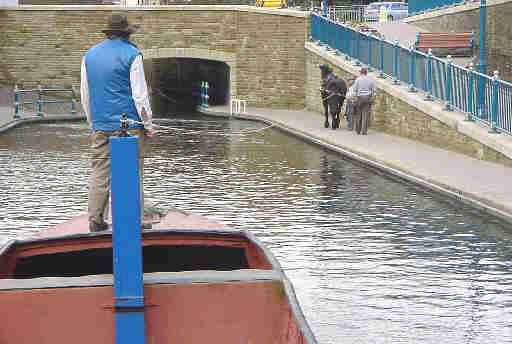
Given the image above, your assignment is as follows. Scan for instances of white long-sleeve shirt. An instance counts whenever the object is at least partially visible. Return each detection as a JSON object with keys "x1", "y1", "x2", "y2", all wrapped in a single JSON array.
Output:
[{"x1": 80, "y1": 54, "x2": 153, "y2": 130}]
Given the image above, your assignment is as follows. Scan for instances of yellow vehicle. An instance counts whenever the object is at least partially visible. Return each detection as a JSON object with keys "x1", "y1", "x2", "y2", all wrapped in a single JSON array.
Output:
[{"x1": 254, "y1": 0, "x2": 287, "y2": 8}]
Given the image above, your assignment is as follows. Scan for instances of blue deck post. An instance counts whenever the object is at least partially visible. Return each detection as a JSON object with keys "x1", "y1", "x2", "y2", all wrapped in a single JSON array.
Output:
[
  {"x1": 488, "y1": 70, "x2": 500, "y2": 134},
  {"x1": 13, "y1": 85, "x2": 20, "y2": 120},
  {"x1": 37, "y1": 85, "x2": 43, "y2": 117},
  {"x1": 392, "y1": 40, "x2": 399, "y2": 84},
  {"x1": 109, "y1": 124, "x2": 146, "y2": 344},
  {"x1": 443, "y1": 55, "x2": 453, "y2": 111},
  {"x1": 424, "y1": 49, "x2": 433, "y2": 101},
  {"x1": 465, "y1": 63, "x2": 475, "y2": 121}
]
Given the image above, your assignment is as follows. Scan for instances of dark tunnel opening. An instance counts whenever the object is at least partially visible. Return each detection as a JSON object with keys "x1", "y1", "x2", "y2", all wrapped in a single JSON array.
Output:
[{"x1": 145, "y1": 58, "x2": 230, "y2": 117}]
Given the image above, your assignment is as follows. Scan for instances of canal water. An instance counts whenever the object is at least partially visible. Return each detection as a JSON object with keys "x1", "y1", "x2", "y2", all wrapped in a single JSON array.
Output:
[{"x1": 1, "y1": 114, "x2": 511, "y2": 343}]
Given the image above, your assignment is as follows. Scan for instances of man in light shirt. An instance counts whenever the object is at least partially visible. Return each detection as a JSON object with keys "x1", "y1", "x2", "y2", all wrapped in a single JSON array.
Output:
[
  {"x1": 81, "y1": 13, "x2": 154, "y2": 232},
  {"x1": 354, "y1": 67, "x2": 376, "y2": 135}
]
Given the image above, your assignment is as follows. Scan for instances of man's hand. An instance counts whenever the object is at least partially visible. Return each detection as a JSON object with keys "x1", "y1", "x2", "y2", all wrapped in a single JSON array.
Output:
[{"x1": 145, "y1": 128, "x2": 155, "y2": 138}]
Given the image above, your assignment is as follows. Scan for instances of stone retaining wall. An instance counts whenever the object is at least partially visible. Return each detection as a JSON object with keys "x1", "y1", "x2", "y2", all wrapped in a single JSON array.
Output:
[{"x1": 306, "y1": 43, "x2": 512, "y2": 168}]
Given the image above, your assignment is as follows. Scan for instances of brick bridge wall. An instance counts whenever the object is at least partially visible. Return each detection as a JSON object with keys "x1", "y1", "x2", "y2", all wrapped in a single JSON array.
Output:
[
  {"x1": 405, "y1": 1, "x2": 512, "y2": 82},
  {"x1": 0, "y1": 6, "x2": 308, "y2": 109}
]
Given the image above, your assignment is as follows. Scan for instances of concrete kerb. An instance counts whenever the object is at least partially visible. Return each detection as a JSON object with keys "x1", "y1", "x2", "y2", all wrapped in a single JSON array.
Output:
[
  {"x1": 199, "y1": 106, "x2": 512, "y2": 225},
  {"x1": 0, "y1": 114, "x2": 86, "y2": 134},
  {"x1": 305, "y1": 41, "x2": 512, "y2": 162}
]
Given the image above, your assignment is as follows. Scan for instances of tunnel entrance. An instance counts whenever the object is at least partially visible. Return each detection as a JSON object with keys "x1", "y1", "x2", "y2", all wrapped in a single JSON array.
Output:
[{"x1": 146, "y1": 58, "x2": 230, "y2": 117}]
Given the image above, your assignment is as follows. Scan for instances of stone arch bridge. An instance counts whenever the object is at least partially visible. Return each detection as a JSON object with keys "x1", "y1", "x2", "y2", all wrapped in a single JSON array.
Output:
[{"x1": 0, "y1": 6, "x2": 309, "y2": 112}]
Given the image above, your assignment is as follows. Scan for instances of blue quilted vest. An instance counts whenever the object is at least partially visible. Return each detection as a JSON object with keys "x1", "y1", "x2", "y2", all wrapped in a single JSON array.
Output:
[{"x1": 85, "y1": 38, "x2": 143, "y2": 131}]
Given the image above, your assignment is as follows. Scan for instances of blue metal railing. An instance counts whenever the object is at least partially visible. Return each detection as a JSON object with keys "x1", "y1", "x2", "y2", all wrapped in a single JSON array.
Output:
[
  {"x1": 310, "y1": 12, "x2": 512, "y2": 136},
  {"x1": 13, "y1": 85, "x2": 77, "y2": 120},
  {"x1": 408, "y1": 0, "x2": 477, "y2": 15}
]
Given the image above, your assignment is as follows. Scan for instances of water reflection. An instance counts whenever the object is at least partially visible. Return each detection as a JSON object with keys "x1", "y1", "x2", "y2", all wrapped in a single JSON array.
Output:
[{"x1": 1, "y1": 114, "x2": 512, "y2": 343}]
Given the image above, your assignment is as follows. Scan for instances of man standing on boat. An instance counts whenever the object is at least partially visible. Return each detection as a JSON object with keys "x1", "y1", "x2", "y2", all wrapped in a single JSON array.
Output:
[{"x1": 80, "y1": 12, "x2": 154, "y2": 232}]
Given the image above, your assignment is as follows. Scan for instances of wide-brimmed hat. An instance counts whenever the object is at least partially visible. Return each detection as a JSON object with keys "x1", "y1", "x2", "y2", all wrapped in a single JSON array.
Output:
[{"x1": 102, "y1": 13, "x2": 139, "y2": 34}]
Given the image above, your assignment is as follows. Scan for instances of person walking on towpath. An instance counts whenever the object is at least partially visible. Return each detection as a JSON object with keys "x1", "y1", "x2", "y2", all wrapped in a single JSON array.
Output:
[
  {"x1": 81, "y1": 12, "x2": 155, "y2": 232},
  {"x1": 343, "y1": 77, "x2": 357, "y2": 131},
  {"x1": 354, "y1": 67, "x2": 376, "y2": 135}
]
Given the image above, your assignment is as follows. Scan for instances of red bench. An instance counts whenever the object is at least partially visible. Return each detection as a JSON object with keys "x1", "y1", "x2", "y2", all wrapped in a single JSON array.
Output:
[{"x1": 414, "y1": 32, "x2": 474, "y2": 56}]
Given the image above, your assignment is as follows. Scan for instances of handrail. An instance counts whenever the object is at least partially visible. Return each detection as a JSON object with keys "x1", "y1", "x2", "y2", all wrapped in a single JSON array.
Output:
[
  {"x1": 408, "y1": 0, "x2": 478, "y2": 16},
  {"x1": 310, "y1": 12, "x2": 511, "y2": 136},
  {"x1": 13, "y1": 85, "x2": 77, "y2": 120}
]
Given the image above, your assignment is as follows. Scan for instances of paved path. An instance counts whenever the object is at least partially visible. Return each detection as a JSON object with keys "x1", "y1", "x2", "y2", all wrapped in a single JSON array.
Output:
[
  {"x1": 367, "y1": 21, "x2": 428, "y2": 48},
  {"x1": 0, "y1": 105, "x2": 13, "y2": 128},
  {"x1": 0, "y1": 105, "x2": 85, "y2": 133},
  {"x1": 201, "y1": 105, "x2": 512, "y2": 223},
  {"x1": 367, "y1": 21, "x2": 473, "y2": 67}
]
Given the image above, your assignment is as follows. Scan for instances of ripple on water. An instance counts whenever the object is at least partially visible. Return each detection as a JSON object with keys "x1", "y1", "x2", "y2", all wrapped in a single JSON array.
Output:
[{"x1": 1, "y1": 116, "x2": 512, "y2": 344}]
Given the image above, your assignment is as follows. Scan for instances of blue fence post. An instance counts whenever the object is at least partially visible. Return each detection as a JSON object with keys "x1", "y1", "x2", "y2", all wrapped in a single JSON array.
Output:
[
  {"x1": 314, "y1": 14, "x2": 321, "y2": 45},
  {"x1": 335, "y1": 20, "x2": 341, "y2": 55},
  {"x1": 393, "y1": 40, "x2": 399, "y2": 84},
  {"x1": 325, "y1": 19, "x2": 332, "y2": 51},
  {"x1": 355, "y1": 29, "x2": 361, "y2": 66},
  {"x1": 408, "y1": 47, "x2": 417, "y2": 92},
  {"x1": 345, "y1": 27, "x2": 351, "y2": 61},
  {"x1": 465, "y1": 63, "x2": 475, "y2": 122},
  {"x1": 488, "y1": 70, "x2": 500, "y2": 134},
  {"x1": 37, "y1": 85, "x2": 43, "y2": 117},
  {"x1": 310, "y1": 14, "x2": 315, "y2": 42},
  {"x1": 368, "y1": 34, "x2": 373, "y2": 71},
  {"x1": 71, "y1": 87, "x2": 77, "y2": 116},
  {"x1": 204, "y1": 81, "x2": 209, "y2": 108},
  {"x1": 443, "y1": 55, "x2": 453, "y2": 111},
  {"x1": 379, "y1": 38, "x2": 385, "y2": 78},
  {"x1": 13, "y1": 85, "x2": 20, "y2": 120},
  {"x1": 110, "y1": 131, "x2": 146, "y2": 344},
  {"x1": 322, "y1": 16, "x2": 328, "y2": 46},
  {"x1": 424, "y1": 49, "x2": 433, "y2": 101}
]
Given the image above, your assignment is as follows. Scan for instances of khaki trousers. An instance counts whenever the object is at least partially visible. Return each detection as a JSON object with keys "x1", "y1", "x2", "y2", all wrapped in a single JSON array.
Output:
[
  {"x1": 88, "y1": 128, "x2": 146, "y2": 225},
  {"x1": 356, "y1": 95, "x2": 372, "y2": 135}
]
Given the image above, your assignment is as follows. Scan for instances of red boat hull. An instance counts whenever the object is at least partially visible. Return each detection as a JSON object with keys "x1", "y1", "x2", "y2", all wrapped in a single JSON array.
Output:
[{"x1": 0, "y1": 211, "x2": 316, "y2": 344}]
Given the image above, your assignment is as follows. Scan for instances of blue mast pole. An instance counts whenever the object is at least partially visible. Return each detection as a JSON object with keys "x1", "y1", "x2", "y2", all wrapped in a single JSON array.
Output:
[{"x1": 110, "y1": 115, "x2": 146, "y2": 344}]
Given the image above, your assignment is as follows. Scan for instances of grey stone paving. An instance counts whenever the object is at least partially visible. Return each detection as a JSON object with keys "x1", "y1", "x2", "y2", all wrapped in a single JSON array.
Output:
[
  {"x1": 0, "y1": 105, "x2": 14, "y2": 128},
  {"x1": 202, "y1": 105, "x2": 512, "y2": 223},
  {"x1": 366, "y1": 21, "x2": 473, "y2": 67},
  {"x1": 367, "y1": 21, "x2": 428, "y2": 48}
]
